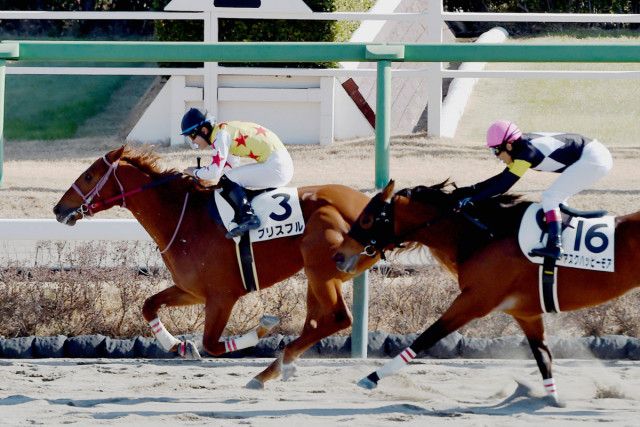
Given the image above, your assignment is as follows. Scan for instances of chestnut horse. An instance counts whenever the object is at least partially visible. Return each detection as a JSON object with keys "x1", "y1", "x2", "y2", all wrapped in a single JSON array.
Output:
[
  {"x1": 334, "y1": 180, "x2": 640, "y2": 406},
  {"x1": 53, "y1": 146, "x2": 378, "y2": 389}
]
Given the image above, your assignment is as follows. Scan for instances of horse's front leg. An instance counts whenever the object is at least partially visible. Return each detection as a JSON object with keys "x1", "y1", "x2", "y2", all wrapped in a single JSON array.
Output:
[
  {"x1": 247, "y1": 276, "x2": 352, "y2": 389},
  {"x1": 515, "y1": 315, "x2": 563, "y2": 407},
  {"x1": 357, "y1": 288, "x2": 496, "y2": 390},
  {"x1": 142, "y1": 285, "x2": 203, "y2": 355}
]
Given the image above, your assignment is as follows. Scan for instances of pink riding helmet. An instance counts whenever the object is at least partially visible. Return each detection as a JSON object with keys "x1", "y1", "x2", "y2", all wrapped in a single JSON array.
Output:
[{"x1": 486, "y1": 120, "x2": 522, "y2": 148}]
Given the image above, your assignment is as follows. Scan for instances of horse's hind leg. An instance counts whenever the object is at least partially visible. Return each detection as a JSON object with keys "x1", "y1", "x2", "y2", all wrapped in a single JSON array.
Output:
[
  {"x1": 248, "y1": 277, "x2": 352, "y2": 389},
  {"x1": 142, "y1": 285, "x2": 202, "y2": 353},
  {"x1": 200, "y1": 296, "x2": 278, "y2": 358},
  {"x1": 514, "y1": 315, "x2": 562, "y2": 406}
]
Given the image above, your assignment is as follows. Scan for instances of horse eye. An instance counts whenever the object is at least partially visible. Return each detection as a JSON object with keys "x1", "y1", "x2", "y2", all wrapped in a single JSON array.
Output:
[
  {"x1": 84, "y1": 173, "x2": 92, "y2": 182},
  {"x1": 360, "y1": 214, "x2": 374, "y2": 229}
]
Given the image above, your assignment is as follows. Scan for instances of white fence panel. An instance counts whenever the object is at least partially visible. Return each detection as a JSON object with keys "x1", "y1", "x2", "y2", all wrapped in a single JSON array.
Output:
[{"x1": 0, "y1": 219, "x2": 150, "y2": 241}]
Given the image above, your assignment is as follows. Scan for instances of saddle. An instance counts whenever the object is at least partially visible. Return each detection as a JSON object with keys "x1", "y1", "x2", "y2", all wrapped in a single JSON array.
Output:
[
  {"x1": 520, "y1": 202, "x2": 614, "y2": 272},
  {"x1": 207, "y1": 187, "x2": 306, "y2": 294},
  {"x1": 522, "y1": 203, "x2": 613, "y2": 314},
  {"x1": 207, "y1": 187, "x2": 272, "y2": 223},
  {"x1": 534, "y1": 203, "x2": 607, "y2": 234}
]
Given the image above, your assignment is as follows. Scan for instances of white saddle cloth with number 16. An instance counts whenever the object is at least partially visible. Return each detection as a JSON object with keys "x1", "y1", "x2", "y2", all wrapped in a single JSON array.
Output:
[{"x1": 518, "y1": 203, "x2": 615, "y2": 272}]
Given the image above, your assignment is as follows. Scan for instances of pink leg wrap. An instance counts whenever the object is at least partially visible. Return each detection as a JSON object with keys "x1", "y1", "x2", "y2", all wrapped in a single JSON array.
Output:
[{"x1": 545, "y1": 209, "x2": 561, "y2": 223}]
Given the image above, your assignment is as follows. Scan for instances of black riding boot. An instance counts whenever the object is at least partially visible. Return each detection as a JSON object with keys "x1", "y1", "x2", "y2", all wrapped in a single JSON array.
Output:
[
  {"x1": 219, "y1": 177, "x2": 261, "y2": 238},
  {"x1": 530, "y1": 220, "x2": 563, "y2": 260}
]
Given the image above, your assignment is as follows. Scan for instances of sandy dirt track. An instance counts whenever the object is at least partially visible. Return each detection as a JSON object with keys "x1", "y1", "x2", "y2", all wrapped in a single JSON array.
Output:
[{"x1": 0, "y1": 357, "x2": 638, "y2": 426}]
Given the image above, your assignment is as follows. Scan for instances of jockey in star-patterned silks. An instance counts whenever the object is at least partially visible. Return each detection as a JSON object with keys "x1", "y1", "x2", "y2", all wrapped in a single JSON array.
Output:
[
  {"x1": 453, "y1": 120, "x2": 613, "y2": 260},
  {"x1": 181, "y1": 108, "x2": 294, "y2": 238}
]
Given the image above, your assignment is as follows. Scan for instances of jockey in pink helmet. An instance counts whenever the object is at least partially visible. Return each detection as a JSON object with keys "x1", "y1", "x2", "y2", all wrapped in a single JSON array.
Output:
[
  {"x1": 453, "y1": 120, "x2": 612, "y2": 260},
  {"x1": 486, "y1": 120, "x2": 522, "y2": 149}
]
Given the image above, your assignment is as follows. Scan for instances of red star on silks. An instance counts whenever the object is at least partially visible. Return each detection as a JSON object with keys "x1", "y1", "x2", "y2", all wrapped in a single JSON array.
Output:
[
  {"x1": 248, "y1": 151, "x2": 260, "y2": 161},
  {"x1": 212, "y1": 152, "x2": 222, "y2": 167},
  {"x1": 224, "y1": 161, "x2": 233, "y2": 169},
  {"x1": 234, "y1": 133, "x2": 248, "y2": 147},
  {"x1": 254, "y1": 126, "x2": 267, "y2": 136}
]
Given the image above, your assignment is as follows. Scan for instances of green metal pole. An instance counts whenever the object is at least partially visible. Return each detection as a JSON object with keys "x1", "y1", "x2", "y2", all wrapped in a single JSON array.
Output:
[
  {"x1": 351, "y1": 270, "x2": 369, "y2": 358},
  {"x1": 351, "y1": 59, "x2": 392, "y2": 358},
  {"x1": 375, "y1": 60, "x2": 391, "y2": 189},
  {"x1": 0, "y1": 60, "x2": 5, "y2": 186}
]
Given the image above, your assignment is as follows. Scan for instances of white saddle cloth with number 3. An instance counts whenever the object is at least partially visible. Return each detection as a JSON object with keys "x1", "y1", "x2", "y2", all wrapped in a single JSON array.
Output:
[
  {"x1": 518, "y1": 203, "x2": 615, "y2": 272},
  {"x1": 214, "y1": 187, "x2": 305, "y2": 242}
]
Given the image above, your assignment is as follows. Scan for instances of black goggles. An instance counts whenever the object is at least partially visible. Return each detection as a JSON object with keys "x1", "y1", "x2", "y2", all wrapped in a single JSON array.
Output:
[
  {"x1": 187, "y1": 129, "x2": 199, "y2": 140},
  {"x1": 491, "y1": 144, "x2": 507, "y2": 155}
]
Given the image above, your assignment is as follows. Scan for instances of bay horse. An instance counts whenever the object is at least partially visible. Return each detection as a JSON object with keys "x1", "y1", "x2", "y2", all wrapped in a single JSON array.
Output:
[
  {"x1": 53, "y1": 145, "x2": 378, "y2": 389},
  {"x1": 334, "y1": 180, "x2": 640, "y2": 406}
]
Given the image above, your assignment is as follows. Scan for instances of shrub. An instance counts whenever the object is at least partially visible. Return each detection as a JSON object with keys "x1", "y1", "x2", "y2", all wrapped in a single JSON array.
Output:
[{"x1": 2, "y1": 241, "x2": 639, "y2": 340}]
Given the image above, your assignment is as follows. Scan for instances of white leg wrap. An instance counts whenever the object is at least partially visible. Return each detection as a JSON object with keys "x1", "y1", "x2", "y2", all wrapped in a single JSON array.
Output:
[
  {"x1": 281, "y1": 362, "x2": 297, "y2": 381},
  {"x1": 224, "y1": 329, "x2": 259, "y2": 353},
  {"x1": 543, "y1": 377, "x2": 559, "y2": 399},
  {"x1": 149, "y1": 318, "x2": 180, "y2": 351},
  {"x1": 376, "y1": 347, "x2": 416, "y2": 380}
]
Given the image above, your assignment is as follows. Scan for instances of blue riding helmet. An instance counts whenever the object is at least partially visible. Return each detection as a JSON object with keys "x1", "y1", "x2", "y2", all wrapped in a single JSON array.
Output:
[{"x1": 180, "y1": 108, "x2": 213, "y2": 136}]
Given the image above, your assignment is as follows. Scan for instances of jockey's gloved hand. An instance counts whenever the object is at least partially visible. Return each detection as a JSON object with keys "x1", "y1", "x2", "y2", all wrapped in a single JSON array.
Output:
[
  {"x1": 455, "y1": 197, "x2": 473, "y2": 211},
  {"x1": 451, "y1": 185, "x2": 476, "y2": 199}
]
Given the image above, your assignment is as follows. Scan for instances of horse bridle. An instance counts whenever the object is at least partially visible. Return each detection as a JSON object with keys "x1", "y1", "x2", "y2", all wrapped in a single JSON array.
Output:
[
  {"x1": 72, "y1": 155, "x2": 126, "y2": 218},
  {"x1": 347, "y1": 196, "x2": 406, "y2": 260},
  {"x1": 69, "y1": 153, "x2": 187, "y2": 254},
  {"x1": 349, "y1": 193, "x2": 492, "y2": 259}
]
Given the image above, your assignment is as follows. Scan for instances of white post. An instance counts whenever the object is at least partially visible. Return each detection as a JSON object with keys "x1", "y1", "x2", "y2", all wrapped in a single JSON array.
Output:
[
  {"x1": 319, "y1": 76, "x2": 335, "y2": 145},
  {"x1": 425, "y1": 0, "x2": 443, "y2": 137},
  {"x1": 171, "y1": 75, "x2": 187, "y2": 145},
  {"x1": 440, "y1": 27, "x2": 508, "y2": 137},
  {"x1": 203, "y1": 11, "x2": 219, "y2": 118}
]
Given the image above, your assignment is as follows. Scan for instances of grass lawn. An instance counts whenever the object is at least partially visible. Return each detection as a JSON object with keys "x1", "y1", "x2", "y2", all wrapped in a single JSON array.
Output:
[
  {"x1": 5, "y1": 69, "x2": 130, "y2": 141},
  {"x1": 455, "y1": 35, "x2": 640, "y2": 148}
]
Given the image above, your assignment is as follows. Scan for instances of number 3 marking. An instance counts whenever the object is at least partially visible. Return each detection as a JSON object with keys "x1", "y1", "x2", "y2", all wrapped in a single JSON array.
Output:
[{"x1": 269, "y1": 193, "x2": 292, "y2": 221}]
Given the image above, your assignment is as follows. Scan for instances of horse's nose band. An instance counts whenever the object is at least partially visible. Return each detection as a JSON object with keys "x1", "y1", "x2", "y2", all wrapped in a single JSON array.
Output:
[{"x1": 72, "y1": 155, "x2": 126, "y2": 217}]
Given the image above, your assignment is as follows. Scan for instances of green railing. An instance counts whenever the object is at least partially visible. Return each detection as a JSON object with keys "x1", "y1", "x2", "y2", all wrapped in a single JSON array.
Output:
[{"x1": 2, "y1": 40, "x2": 640, "y2": 357}]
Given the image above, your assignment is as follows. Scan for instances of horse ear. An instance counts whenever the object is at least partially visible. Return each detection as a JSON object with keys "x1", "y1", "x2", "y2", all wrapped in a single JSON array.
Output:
[
  {"x1": 106, "y1": 145, "x2": 126, "y2": 163},
  {"x1": 382, "y1": 179, "x2": 395, "y2": 202}
]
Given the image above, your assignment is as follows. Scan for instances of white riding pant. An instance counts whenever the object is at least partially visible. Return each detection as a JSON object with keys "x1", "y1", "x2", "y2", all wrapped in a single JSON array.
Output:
[
  {"x1": 541, "y1": 140, "x2": 612, "y2": 212},
  {"x1": 224, "y1": 149, "x2": 294, "y2": 189}
]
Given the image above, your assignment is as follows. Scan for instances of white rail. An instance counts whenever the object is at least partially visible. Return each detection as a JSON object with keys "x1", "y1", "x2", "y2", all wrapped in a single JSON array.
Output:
[
  {"x1": 0, "y1": 219, "x2": 150, "y2": 241},
  {"x1": 442, "y1": 12, "x2": 640, "y2": 23},
  {"x1": 0, "y1": 11, "x2": 202, "y2": 20},
  {"x1": 0, "y1": 10, "x2": 423, "y2": 21}
]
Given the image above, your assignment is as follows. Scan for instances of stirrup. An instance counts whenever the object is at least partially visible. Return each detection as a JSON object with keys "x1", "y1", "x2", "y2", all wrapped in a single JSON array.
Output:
[
  {"x1": 225, "y1": 216, "x2": 261, "y2": 238},
  {"x1": 529, "y1": 246, "x2": 563, "y2": 260}
]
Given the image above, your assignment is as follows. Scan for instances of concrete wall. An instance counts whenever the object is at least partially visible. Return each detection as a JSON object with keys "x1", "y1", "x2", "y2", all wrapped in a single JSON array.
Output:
[{"x1": 3, "y1": 333, "x2": 639, "y2": 359}]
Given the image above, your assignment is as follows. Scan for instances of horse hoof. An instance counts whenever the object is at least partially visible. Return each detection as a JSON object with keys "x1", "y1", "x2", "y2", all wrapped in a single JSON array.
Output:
[
  {"x1": 178, "y1": 340, "x2": 202, "y2": 360},
  {"x1": 246, "y1": 378, "x2": 264, "y2": 390},
  {"x1": 281, "y1": 363, "x2": 297, "y2": 381},
  {"x1": 357, "y1": 377, "x2": 378, "y2": 390},
  {"x1": 544, "y1": 394, "x2": 566, "y2": 408},
  {"x1": 259, "y1": 315, "x2": 280, "y2": 330}
]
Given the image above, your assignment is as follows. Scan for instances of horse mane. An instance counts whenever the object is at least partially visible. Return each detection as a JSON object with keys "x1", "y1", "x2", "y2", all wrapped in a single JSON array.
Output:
[
  {"x1": 120, "y1": 145, "x2": 212, "y2": 194},
  {"x1": 396, "y1": 179, "x2": 532, "y2": 262},
  {"x1": 399, "y1": 179, "x2": 526, "y2": 213},
  {"x1": 121, "y1": 146, "x2": 177, "y2": 178}
]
